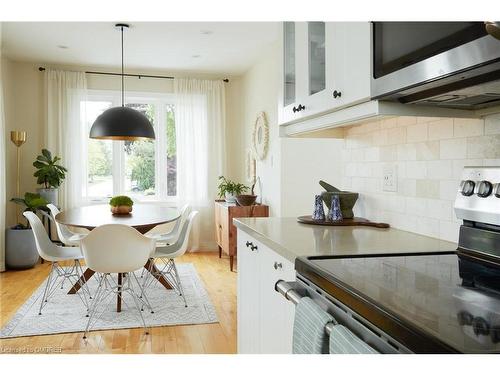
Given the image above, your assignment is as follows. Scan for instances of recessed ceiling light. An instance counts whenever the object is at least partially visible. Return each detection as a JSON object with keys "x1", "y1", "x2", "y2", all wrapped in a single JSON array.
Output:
[
  {"x1": 192, "y1": 54, "x2": 201, "y2": 58},
  {"x1": 200, "y1": 30, "x2": 213, "y2": 35},
  {"x1": 57, "y1": 45, "x2": 69, "y2": 49}
]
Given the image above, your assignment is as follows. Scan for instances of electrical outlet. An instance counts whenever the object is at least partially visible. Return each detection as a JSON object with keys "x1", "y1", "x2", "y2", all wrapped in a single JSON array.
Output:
[{"x1": 383, "y1": 164, "x2": 397, "y2": 192}]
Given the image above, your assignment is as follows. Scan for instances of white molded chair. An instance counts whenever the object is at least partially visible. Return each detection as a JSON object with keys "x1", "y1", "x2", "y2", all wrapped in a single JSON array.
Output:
[
  {"x1": 80, "y1": 224, "x2": 156, "y2": 339},
  {"x1": 46, "y1": 204, "x2": 88, "y2": 246},
  {"x1": 146, "y1": 204, "x2": 191, "y2": 244},
  {"x1": 23, "y1": 211, "x2": 90, "y2": 315},
  {"x1": 144, "y1": 211, "x2": 198, "y2": 307}
]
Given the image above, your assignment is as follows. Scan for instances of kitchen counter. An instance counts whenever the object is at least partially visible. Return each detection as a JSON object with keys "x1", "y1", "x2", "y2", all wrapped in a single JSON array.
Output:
[{"x1": 233, "y1": 217, "x2": 457, "y2": 263}]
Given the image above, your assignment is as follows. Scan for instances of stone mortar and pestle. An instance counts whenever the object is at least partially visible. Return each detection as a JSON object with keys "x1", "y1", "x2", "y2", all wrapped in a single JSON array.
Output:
[{"x1": 319, "y1": 180, "x2": 359, "y2": 219}]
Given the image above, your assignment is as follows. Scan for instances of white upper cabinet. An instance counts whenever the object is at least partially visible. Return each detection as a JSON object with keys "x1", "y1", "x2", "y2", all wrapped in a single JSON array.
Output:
[{"x1": 279, "y1": 22, "x2": 371, "y2": 126}]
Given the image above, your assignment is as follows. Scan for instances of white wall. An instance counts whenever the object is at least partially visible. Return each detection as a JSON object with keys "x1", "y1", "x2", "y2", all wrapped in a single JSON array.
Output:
[{"x1": 340, "y1": 115, "x2": 500, "y2": 243}]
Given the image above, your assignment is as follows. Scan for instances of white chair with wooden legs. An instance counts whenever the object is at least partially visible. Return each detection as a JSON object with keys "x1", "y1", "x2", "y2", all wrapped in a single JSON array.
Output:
[
  {"x1": 46, "y1": 203, "x2": 88, "y2": 246},
  {"x1": 23, "y1": 211, "x2": 90, "y2": 315},
  {"x1": 146, "y1": 204, "x2": 191, "y2": 244},
  {"x1": 80, "y1": 224, "x2": 156, "y2": 339},
  {"x1": 143, "y1": 211, "x2": 198, "y2": 307}
]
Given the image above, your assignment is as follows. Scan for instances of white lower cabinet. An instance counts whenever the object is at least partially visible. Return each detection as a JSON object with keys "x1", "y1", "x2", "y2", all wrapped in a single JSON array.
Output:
[{"x1": 237, "y1": 229, "x2": 296, "y2": 354}]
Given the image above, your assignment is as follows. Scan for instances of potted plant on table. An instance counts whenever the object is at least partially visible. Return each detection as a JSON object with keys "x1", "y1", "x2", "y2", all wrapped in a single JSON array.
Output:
[
  {"x1": 33, "y1": 148, "x2": 67, "y2": 206},
  {"x1": 217, "y1": 176, "x2": 248, "y2": 204},
  {"x1": 109, "y1": 195, "x2": 134, "y2": 215},
  {"x1": 6, "y1": 192, "x2": 49, "y2": 269}
]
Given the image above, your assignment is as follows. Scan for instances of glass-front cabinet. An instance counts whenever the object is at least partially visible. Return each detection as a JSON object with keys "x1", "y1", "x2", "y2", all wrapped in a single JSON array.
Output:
[
  {"x1": 308, "y1": 22, "x2": 326, "y2": 96},
  {"x1": 283, "y1": 22, "x2": 296, "y2": 107},
  {"x1": 278, "y1": 22, "x2": 371, "y2": 127}
]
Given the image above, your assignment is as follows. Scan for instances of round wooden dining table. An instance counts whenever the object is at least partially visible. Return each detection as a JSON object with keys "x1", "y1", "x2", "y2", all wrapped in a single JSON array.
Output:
[{"x1": 55, "y1": 204, "x2": 180, "y2": 312}]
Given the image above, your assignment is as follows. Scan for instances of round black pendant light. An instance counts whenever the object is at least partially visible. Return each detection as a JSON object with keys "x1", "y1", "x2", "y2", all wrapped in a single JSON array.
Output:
[{"x1": 89, "y1": 24, "x2": 155, "y2": 141}]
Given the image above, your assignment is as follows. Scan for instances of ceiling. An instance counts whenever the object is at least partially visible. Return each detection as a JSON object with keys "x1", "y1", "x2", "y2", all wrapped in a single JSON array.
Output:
[{"x1": 1, "y1": 22, "x2": 280, "y2": 75}]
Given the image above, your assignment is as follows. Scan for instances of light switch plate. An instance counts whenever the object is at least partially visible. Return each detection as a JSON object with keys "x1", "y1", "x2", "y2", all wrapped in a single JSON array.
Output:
[{"x1": 383, "y1": 164, "x2": 397, "y2": 192}]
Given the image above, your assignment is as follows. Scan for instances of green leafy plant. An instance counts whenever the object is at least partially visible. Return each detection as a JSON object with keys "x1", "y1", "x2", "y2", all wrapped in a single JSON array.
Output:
[
  {"x1": 10, "y1": 192, "x2": 49, "y2": 229},
  {"x1": 109, "y1": 195, "x2": 134, "y2": 207},
  {"x1": 217, "y1": 176, "x2": 249, "y2": 198},
  {"x1": 33, "y1": 149, "x2": 67, "y2": 189}
]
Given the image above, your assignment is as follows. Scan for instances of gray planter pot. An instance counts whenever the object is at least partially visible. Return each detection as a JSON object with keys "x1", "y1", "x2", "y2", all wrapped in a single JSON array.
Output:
[
  {"x1": 5, "y1": 227, "x2": 39, "y2": 269},
  {"x1": 37, "y1": 188, "x2": 58, "y2": 206},
  {"x1": 224, "y1": 192, "x2": 236, "y2": 203}
]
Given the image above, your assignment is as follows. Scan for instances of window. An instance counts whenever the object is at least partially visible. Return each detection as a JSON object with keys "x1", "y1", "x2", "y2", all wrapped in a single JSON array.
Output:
[{"x1": 81, "y1": 91, "x2": 177, "y2": 202}]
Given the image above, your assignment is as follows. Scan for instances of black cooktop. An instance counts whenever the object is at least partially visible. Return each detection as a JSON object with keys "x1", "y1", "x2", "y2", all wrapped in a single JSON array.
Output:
[{"x1": 296, "y1": 252, "x2": 500, "y2": 353}]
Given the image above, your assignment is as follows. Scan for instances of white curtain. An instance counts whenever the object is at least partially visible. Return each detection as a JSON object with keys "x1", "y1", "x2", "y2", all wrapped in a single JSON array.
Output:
[
  {"x1": 174, "y1": 78, "x2": 226, "y2": 250},
  {"x1": 0, "y1": 23, "x2": 6, "y2": 272},
  {"x1": 45, "y1": 69, "x2": 87, "y2": 209}
]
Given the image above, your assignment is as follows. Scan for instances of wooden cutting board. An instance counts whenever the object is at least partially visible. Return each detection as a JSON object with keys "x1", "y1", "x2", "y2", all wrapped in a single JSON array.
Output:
[{"x1": 297, "y1": 215, "x2": 390, "y2": 228}]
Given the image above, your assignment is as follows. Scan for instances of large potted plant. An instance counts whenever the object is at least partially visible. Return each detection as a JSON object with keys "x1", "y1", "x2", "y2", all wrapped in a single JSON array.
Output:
[
  {"x1": 33, "y1": 148, "x2": 67, "y2": 205},
  {"x1": 217, "y1": 176, "x2": 248, "y2": 204},
  {"x1": 6, "y1": 192, "x2": 49, "y2": 269}
]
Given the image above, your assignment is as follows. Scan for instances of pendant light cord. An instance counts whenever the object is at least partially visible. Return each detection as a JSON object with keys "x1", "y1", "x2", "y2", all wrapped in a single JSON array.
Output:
[{"x1": 121, "y1": 25, "x2": 124, "y2": 107}]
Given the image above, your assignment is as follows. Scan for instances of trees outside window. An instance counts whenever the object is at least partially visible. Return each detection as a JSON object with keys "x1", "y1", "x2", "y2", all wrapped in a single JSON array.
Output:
[{"x1": 82, "y1": 92, "x2": 177, "y2": 202}]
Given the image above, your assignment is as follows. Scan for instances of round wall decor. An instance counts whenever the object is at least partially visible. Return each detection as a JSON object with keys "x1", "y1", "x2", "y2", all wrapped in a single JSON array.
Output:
[
  {"x1": 252, "y1": 111, "x2": 269, "y2": 160},
  {"x1": 245, "y1": 148, "x2": 256, "y2": 183}
]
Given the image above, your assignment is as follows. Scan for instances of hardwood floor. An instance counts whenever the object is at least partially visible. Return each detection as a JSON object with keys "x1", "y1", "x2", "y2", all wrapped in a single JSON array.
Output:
[{"x1": 0, "y1": 252, "x2": 237, "y2": 354}]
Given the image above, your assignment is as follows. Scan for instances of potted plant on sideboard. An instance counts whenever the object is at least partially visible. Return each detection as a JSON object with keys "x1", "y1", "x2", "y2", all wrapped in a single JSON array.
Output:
[
  {"x1": 217, "y1": 176, "x2": 248, "y2": 204},
  {"x1": 6, "y1": 192, "x2": 49, "y2": 269},
  {"x1": 33, "y1": 148, "x2": 67, "y2": 206}
]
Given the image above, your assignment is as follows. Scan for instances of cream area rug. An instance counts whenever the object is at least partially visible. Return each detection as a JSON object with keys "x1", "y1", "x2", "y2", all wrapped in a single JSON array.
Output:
[{"x1": 0, "y1": 263, "x2": 218, "y2": 338}]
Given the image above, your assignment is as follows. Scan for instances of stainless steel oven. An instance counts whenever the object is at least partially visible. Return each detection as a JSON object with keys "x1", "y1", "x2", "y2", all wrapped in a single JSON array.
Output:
[{"x1": 371, "y1": 22, "x2": 500, "y2": 109}]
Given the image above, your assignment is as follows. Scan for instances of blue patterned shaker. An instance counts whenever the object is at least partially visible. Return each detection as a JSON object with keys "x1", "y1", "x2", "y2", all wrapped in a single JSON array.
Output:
[
  {"x1": 312, "y1": 195, "x2": 326, "y2": 221},
  {"x1": 328, "y1": 195, "x2": 343, "y2": 221}
]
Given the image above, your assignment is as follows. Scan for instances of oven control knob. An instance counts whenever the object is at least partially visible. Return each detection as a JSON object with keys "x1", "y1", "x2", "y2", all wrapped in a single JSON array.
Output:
[
  {"x1": 494, "y1": 183, "x2": 500, "y2": 198},
  {"x1": 461, "y1": 180, "x2": 475, "y2": 196},
  {"x1": 477, "y1": 180, "x2": 493, "y2": 198}
]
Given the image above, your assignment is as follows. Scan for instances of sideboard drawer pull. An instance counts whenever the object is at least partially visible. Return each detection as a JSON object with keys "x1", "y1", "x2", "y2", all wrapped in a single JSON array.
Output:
[{"x1": 274, "y1": 262, "x2": 283, "y2": 270}]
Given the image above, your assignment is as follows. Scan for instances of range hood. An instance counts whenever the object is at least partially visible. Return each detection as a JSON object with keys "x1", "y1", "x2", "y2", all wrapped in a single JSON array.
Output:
[{"x1": 371, "y1": 22, "x2": 500, "y2": 110}]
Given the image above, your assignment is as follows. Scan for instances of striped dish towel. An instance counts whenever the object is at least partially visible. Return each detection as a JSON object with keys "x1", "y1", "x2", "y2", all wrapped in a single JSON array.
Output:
[
  {"x1": 292, "y1": 297, "x2": 335, "y2": 354},
  {"x1": 329, "y1": 325, "x2": 379, "y2": 354}
]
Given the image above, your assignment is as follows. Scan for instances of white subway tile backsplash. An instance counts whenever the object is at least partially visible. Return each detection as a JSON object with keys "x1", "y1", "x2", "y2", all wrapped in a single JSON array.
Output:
[
  {"x1": 397, "y1": 116, "x2": 417, "y2": 127},
  {"x1": 397, "y1": 143, "x2": 417, "y2": 161},
  {"x1": 416, "y1": 180, "x2": 440, "y2": 199},
  {"x1": 340, "y1": 113, "x2": 500, "y2": 243},
  {"x1": 453, "y1": 118, "x2": 484, "y2": 138},
  {"x1": 380, "y1": 145, "x2": 398, "y2": 161},
  {"x1": 426, "y1": 160, "x2": 453, "y2": 180},
  {"x1": 428, "y1": 119, "x2": 454, "y2": 140},
  {"x1": 467, "y1": 135, "x2": 500, "y2": 159},
  {"x1": 387, "y1": 127, "x2": 406, "y2": 145},
  {"x1": 406, "y1": 161, "x2": 427, "y2": 179},
  {"x1": 439, "y1": 180, "x2": 459, "y2": 201},
  {"x1": 416, "y1": 141, "x2": 440, "y2": 160},
  {"x1": 485, "y1": 113, "x2": 500, "y2": 135},
  {"x1": 439, "y1": 138, "x2": 467, "y2": 159},
  {"x1": 407, "y1": 124, "x2": 428, "y2": 143},
  {"x1": 380, "y1": 117, "x2": 399, "y2": 129}
]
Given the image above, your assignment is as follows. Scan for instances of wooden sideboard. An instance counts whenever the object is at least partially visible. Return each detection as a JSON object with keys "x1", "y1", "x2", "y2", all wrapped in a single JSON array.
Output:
[{"x1": 214, "y1": 200, "x2": 269, "y2": 271}]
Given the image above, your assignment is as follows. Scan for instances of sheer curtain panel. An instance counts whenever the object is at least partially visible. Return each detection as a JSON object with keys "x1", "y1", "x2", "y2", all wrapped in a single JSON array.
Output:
[
  {"x1": 45, "y1": 69, "x2": 87, "y2": 209},
  {"x1": 174, "y1": 78, "x2": 226, "y2": 250}
]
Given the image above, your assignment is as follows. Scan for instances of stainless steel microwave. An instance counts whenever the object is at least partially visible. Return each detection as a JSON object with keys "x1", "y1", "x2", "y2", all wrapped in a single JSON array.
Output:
[{"x1": 370, "y1": 22, "x2": 500, "y2": 109}]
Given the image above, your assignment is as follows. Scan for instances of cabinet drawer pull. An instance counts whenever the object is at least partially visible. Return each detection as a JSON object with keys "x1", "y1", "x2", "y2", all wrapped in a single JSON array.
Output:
[
  {"x1": 274, "y1": 262, "x2": 283, "y2": 270},
  {"x1": 292, "y1": 104, "x2": 306, "y2": 113},
  {"x1": 246, "y1": 241, "x2": 252, "y2": 248},
  {"x1": 333, "y1": 90, "x2": 342, "y2": 99},
  {"x1": 250, "y1": 244, "x2": 258, "y2": 251}
]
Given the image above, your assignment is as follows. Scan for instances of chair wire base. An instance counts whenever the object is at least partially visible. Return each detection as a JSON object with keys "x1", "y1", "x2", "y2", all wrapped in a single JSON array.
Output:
[
  {"x1": 82, "y1": 272, "x2": 153, "y2": 340},
  {"x1": 38, "y1": 260, "x2": 91, "y2": 316},
  {"x1": 143, "y1": 258, "x2": 187, "y2": 307}
]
